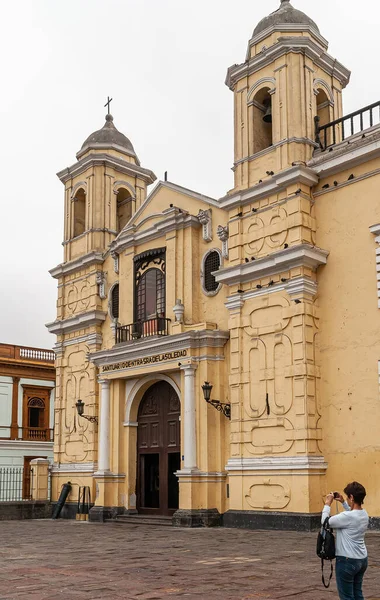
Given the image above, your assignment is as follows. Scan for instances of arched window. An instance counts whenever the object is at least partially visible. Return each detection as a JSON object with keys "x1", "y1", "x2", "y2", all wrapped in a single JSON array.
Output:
[
  {"x1": 117, "y1": 188, "x2": 132, "y2": 233},
  {"x1": 28, "y1": 397, "x2": 45, "y2": 429},
  {"x1": 316, "y1": 89, "x2": 330, "y2": 129},
  {"x1": 73, "y1": 187, "x2": 86, "y2": 238},
  {"x1": 202, "y1": 250, "x2": 221, "y2": 295},
  {"x1": 110, "y1": 283, "x2": 119, "y2": 321},
  {"x1": 316, "y1": 88, "x2": 332, "y2": 148},
  {"x1": 136, "y1": 268, "x2": 165, "y2": 322},
  {"x1": 252, "y1": 87, "x2": 273, "y2": 154}
]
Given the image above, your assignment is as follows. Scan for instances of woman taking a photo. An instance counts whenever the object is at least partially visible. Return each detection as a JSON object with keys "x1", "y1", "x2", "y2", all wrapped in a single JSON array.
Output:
[{"x1": 322, "y1": 481, "x2": 369, "y2": 600}]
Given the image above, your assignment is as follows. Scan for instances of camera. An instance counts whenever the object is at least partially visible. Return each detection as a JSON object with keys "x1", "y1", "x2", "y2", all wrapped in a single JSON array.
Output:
[{"x1": 333, "y1": 492, "x2": 340, "y2": 499}]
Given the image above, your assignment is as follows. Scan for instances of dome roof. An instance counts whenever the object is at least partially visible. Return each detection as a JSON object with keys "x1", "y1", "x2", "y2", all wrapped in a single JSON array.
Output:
[
  {"x1": 253, "y1": 0, "x2": 319, "y2": 37},
  {"x1": 80, "y1": 114, "x2": 136, "y2": 157}
]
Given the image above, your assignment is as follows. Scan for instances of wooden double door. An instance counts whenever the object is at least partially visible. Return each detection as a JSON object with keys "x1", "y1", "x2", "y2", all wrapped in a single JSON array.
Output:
[{"x1": 137, "y1": 381, "x2": 180, "y2": 516}]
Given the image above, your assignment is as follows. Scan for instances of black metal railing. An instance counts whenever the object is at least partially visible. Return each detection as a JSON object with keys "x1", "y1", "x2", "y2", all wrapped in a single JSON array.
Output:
[
  {"x1": 0, "y1": 467, "x2": 33, "y2": 501},
  {"x1": 315, "y1": 100, "x2": 380, "y2": 151},
  {"x1": 21, "y1": 428, "x2": 54, "y2": 442},
  {"x1": 116, "y1": 317, "x2": 171, "y2": 344}
]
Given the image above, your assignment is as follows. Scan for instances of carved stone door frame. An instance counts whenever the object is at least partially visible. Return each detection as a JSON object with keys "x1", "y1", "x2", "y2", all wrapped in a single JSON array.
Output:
[{"x1": 137, "y1": 381, "x2": 180, "y2": 516}]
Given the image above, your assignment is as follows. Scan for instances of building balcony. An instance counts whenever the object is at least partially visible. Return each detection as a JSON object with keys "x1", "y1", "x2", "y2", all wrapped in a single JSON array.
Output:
[
  {"x1": 21, "y1": 428, "x2": 54, "y2": 442},
  {"x1": 115, "y1": 317, "x2": 171, "y2": 344},
  {"x1": 315, "y1": 100, "x2": 380, "y2": 151}
]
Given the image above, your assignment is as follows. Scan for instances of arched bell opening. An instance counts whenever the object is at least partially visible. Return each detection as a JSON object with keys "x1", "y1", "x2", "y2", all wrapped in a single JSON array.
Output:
[
  {"x1": 252, "y1": 87, "x2": 273, "y2": 154},
  {"x1": 315, "y1": 88, "x2": 334, "y2": 148},
  {"x1": 316, "y1": 88, "x2": 331, "y2": 129},
  {"x1": 116, "y1": 187, "x2": 133, "y2": 233},
  {"x1": 72, "y1": 187, "x2": 86, "y2": 238},
  {"x1": 136, "y1": 381, "x2": 181, "y2": 516}
]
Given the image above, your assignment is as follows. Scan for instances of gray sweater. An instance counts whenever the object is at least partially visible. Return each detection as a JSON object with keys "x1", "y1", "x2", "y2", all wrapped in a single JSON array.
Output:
[{"x1": 322, "y1": 502, "x2": 369, "y2": 559}]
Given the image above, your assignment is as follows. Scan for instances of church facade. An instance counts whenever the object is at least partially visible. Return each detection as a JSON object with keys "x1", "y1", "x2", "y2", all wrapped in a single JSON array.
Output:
[{"x1": 47, "y1": 0, "x2": 380, "y2": 528}]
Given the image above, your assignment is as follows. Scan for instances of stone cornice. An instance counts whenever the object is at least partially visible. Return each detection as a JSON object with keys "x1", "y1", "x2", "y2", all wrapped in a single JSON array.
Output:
[
  {"x1": 234, "y1": 137, "x2": 318, "y2": 168},
  {"x1": 49, "y1": 251, "x2": 104, "y2": 279},
  {"x1": 89, "y1": 329, "x2": 230, "y2": 367},
  {"x1": 226, "y1": 36, "x2": 350, "y2": 91},
  {"x1": 175, "y1": 470, "x2": 227, "y2": 482},
  {"x1": 62, "y1": 228, "x2": 117, "y2": 246},
  {"x1": 215, "y1": 244, "x2": 329, "y2": 287},
  {"x1": 51, "y1": 462, "x2": 97, "y2": 474},
  {"x1": 309, "y1": 125, "x2": 380, "y2": 179},
  {"x1": 218, "y1": 166, "x2": 318, "y2": 211},
  {"x1": 76, "y1": 142, "x2": 139, "y2": 164},
  {"x1": 110, "y1": 208, "x2": 201, "y2": 256},
  {"x1": 57, "y1": 152, "x2": 156, "y2": 185},
  {"x1": 247, "y1": 24, "x2": 329, "y2": 56},
  {"x1": 46, "y1": 310, "x2": 107, "y2": 335},
  {"x1": 53, "y1": 333, "x2": 103, "y2": 358},
  {"x1": 225, "y1": 275, "x2": 318, "y2": 312},
  {"x1": 226, "y1": 456, "x2": 328, "y2": 473}
]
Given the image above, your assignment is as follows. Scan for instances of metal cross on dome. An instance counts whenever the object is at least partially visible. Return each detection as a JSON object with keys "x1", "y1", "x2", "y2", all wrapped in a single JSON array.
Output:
[{"x1": 104, "y1": 96, "x2": 113, "y2": 115}]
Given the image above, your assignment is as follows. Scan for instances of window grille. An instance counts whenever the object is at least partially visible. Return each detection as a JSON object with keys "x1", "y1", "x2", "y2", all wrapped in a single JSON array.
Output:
[
  {"x1": 136, "y1": 269, "x2": 165, "y2": 321},
  {"x1": 204, "y1": 251, "x2": 220, "y2": 293},
  {"x1": 28, "y1": 397, "x2": 45, "y2": 408},
  {"x1": 111, "y1": 284, "x2": 119, "y2": 320}
]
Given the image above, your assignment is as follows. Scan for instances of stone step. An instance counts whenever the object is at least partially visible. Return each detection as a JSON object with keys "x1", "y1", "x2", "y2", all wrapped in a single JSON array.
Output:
[{"x1": 110, "y1": 515, "x2": 173, "y2": 527}]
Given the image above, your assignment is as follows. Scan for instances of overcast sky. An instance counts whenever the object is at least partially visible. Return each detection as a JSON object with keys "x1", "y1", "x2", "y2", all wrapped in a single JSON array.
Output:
[{"x1": 0, "y1": 0, "x2": 379, "y2": 349}]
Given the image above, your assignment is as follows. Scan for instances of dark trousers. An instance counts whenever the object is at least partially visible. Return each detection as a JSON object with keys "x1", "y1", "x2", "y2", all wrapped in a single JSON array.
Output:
[{"x1": 336, "y1": 555, "x2": 368, "y2": 600}]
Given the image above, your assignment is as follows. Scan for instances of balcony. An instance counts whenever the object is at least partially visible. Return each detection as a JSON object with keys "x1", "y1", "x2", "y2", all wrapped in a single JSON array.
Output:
[
  {"x1": 315, "y1": 100, "x2": 380, "y2": 151},
  {"x1": 0, "y1": 343, "x2": 55, "y2": 364},
  {"x1": 22, "y1": 428, "x2": 54, "y2": 442},
  {"x1": 116, "y1": 317, "x2": 171, "y2": 344}
]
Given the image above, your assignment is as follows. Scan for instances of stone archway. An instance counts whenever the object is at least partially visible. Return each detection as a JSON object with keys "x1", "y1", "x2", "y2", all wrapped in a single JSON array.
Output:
[{"x1": 136, "y1": 381, "x2": 181, "y2": 516}]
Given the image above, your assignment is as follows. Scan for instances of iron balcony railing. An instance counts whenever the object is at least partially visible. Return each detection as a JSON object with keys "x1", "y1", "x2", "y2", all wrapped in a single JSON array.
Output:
[
  {"x1": 315, "y1": 100, "x2": 380, "y2": 151},
  {"x1": 22, "y1": 428, "x2": 54, "y2": 442},
  {"x1": 116, "y1": 317, "x2": 171, "y2": 344},
  {"x1": 0, "y1": 467, "x2": 33, "y2": 501}
]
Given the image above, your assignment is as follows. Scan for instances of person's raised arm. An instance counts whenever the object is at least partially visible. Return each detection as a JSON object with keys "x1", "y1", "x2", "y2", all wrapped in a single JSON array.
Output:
[{"x1": 328, "y1": 511, "x2": 352, "y2": 529}]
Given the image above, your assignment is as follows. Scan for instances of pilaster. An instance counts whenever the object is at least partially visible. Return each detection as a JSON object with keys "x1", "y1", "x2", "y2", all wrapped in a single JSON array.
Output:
[
  {"x1": 95, "y1": 379, "x2": 110, "y2": 475},
  {"x1": 180, "y1": 363, "x2": 198, "y2": 472},
  {"x1": 10, "y1": 377, "x2": 19, "y2": 440}
]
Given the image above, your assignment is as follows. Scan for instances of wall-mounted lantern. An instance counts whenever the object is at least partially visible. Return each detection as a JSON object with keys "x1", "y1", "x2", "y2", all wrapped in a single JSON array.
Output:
[
  {"x1": 75, "y1": 400, "x2": 98, "y2": 424},
  {"x1": 201, "y1": 382, "x2": 231, "y2": 419}
]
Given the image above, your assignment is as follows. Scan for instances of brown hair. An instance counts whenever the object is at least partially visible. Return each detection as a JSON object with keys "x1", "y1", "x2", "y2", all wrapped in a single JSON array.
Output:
[{"x1": 344, "y1": 481, "x2": 366, "y2": 505}]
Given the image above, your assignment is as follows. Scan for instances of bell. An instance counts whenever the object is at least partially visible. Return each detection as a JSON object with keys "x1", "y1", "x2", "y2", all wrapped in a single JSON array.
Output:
[{"x1": 263, "y1": 101, "x2": 272, "y2": 124}]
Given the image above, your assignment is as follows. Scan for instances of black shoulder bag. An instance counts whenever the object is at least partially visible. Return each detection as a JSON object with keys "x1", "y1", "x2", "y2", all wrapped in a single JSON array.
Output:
[{"x1": 316, "y1": 516, "x2": 336, "y2": 588}]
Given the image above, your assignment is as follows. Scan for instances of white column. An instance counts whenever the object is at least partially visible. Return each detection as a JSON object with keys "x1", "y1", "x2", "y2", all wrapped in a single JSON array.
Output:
[
  {"x1": 181, "y1": 364, "x2": 198, "y2": 471},
  {"x1": 98, "y1": 379, "x2": 110, "y2": 473}
]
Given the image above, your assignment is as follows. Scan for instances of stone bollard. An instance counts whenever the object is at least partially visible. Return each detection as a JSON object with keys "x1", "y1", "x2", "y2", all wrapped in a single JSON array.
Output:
[{"x1": 30, "y1": 458, "x2": 50, "y2": 501}]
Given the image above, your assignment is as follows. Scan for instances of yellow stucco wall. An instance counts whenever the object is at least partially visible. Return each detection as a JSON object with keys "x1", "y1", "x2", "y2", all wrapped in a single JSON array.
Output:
[
  {"x1": 315, "y1": 173, "x2": 380, "y2": 515},
  {"x1": 48, "y1": 10, "x2": 380, "y2": 524}
]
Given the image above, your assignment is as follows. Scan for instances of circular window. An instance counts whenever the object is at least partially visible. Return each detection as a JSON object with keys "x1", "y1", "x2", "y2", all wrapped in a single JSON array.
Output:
[{"x1": 202, "y1": 250, "x2": 221, "y2": 296}]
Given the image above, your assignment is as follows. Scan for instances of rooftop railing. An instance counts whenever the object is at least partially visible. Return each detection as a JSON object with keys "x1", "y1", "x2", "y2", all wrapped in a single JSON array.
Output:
[
  {"x1": 315, "y1": 100, "x2": 380, "y2": 151},
  {"x1": 19, "y1": 347, "x2": 55, "y2": 362}
]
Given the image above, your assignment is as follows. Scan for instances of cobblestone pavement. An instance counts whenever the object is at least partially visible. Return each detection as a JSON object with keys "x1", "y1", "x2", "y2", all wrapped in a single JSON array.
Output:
[{"x1": 0, "y1": 520, "x2": 379, "y2": 600}]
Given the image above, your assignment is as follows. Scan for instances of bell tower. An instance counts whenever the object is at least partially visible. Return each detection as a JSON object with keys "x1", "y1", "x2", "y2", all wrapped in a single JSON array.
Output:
[
  {"x1": 58, "y1": 111, "x2": 156, "y2": 263},
  {"x1": 226, "y1": 0, "x2": 350, "y2": 192},
  {"x1": 218, "y1": 2, "x2": 352, "y2": 527},
  {"x1": 48, "y1": 110, "x2": 156, "y2": 502}
]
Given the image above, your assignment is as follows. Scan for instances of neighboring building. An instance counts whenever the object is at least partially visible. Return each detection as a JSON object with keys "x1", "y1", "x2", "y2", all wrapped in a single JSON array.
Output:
[
  {"x1": 0, "y1": 343, "x2": 55, "y2": 496},
  {"x1": 47, "y1": 0, "x2": 380, "y2": 528}
]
